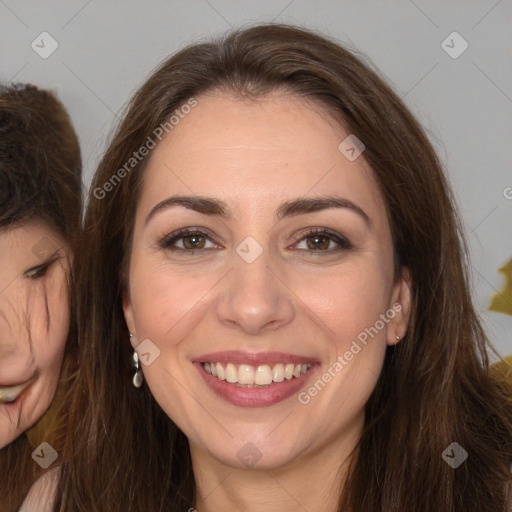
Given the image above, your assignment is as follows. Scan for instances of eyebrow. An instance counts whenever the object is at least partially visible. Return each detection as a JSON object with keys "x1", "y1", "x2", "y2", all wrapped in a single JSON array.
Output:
[{"x1": 145, "y1": 195, "x2": 372, "y2": 229}]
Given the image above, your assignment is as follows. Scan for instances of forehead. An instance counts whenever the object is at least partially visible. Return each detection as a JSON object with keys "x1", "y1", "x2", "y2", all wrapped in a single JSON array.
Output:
[
  {"x1": 139, "y1": 91, "x2": 386, "y2": 221},
  {"x1": 0, "y1": 221, "x2": 63, "y2": 262}
]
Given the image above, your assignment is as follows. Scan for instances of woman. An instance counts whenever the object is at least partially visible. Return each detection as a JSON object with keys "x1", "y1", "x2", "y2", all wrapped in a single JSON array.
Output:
[
  {"x1": 0, "y1": 83, "x2": 81, "y2": 511},
  {"x1": 47, "y1": 23, "x2": 511, "y2": 511}
]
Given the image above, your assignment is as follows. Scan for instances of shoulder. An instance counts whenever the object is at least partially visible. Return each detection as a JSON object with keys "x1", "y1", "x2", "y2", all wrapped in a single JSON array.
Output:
[{"x1": 18, "y1": 466, "x2": 59, "y2": 512}]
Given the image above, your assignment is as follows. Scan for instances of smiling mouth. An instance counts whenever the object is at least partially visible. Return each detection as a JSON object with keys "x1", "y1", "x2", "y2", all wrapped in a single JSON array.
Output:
[
  {"x1": 0, "y1": 378, "x2": 34, "y2": 404},
  {"x1": 202, "y1": 361, "x2": 314, "y2": 387}
]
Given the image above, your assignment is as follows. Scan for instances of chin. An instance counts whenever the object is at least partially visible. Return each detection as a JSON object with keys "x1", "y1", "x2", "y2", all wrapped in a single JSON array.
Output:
[{"x1": 195, "y1": 431, "x2": 305, "y2": 472}]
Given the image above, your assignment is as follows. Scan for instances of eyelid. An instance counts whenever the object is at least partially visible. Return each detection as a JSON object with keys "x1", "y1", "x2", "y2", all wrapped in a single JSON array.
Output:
[{"x1": 24, "y1": 259, "x2": 54, "y2": 279}]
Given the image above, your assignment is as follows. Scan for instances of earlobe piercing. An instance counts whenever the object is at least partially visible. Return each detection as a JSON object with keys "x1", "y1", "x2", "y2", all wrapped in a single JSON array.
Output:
[{"x1": 396, "y1": 335, "x2": 401, "y2": 341}]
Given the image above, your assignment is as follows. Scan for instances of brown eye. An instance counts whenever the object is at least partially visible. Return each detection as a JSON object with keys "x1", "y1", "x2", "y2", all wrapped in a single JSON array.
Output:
[
  {"x1": 181, "y1": 234, "x2": 206, "y2": 250},
  {"x1": 306, "y1": 234, "x2": 330, "y2": 251},
  {"x1": 158, "y1": 228, "x2": 219, "y2": 252},
  {"x1": 293, "y1": 228, "x2": 351, "y2": 253}
]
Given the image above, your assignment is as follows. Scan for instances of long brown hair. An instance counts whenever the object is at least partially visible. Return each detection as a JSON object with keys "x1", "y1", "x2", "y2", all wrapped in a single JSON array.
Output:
[
  {"x1": 56, "y1": 23, "x2": 512, "y2": 511},
  {"x1": 0, "y1": 83, "x2": 81, "y2": 512}
]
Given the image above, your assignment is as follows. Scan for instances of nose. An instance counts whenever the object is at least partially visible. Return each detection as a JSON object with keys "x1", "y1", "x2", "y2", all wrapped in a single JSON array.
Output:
[{"x1": 215, "y1": 247, "x2": 295, "y2": 336}]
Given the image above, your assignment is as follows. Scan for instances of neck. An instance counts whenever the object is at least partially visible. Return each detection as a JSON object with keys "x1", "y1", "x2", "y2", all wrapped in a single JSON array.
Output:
[{"x1": 190, "y1": 413, "x2": 363, "y2": 512}]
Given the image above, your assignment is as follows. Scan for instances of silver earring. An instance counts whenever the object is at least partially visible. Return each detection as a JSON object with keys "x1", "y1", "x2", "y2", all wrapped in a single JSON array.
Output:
[
  {"x1": 130, "y1": 334, "x2": 143, "y2": 388},
  {"x1": 396, "y1": 335, "x2": 401, "y2": 341},
  {"x1": 132, "y1": 351, "x2": 144, "y2": 388}
]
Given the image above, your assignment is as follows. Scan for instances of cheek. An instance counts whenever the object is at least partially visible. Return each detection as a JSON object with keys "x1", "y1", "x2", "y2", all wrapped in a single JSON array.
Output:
[
  {"x1": 31, "y1": 272, "x2": 70, "y2": 373},
  {"x1": 297, "y1": 258, "x2": 391, "y2": 345},
  {"x1": 305, "y1": 260, "x2": 392, "y2": 406},
  {"x1": 0, "y1": 278, "x2": 69, "y2": 444},
  {"x1": 130, "y1": 262, "x2": 219, "y2": 343}
]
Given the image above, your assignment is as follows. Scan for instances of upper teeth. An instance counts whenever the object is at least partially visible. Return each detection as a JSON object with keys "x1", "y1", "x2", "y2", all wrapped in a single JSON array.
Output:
[
  {"x1": 0, "y1": 382, "x2": 29, "y2": 404},
  {"x1": 202, "y1": 362, "x2": 313, "y2": 386}
]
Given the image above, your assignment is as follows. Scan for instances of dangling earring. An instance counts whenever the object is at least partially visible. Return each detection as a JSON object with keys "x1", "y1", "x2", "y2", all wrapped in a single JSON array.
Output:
[
  {"x1": 132, "y1": 351, "x2": 144, "y2": 388},
  {"x1": 130, "y1": 334, "x2": 143, "y2": 388}
]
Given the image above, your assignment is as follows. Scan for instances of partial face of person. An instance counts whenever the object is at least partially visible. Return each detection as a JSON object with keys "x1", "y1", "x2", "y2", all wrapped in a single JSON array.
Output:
[
  {"x1": 0, "y1": 221, "x2": 70, "y2": 448},
  {"x1": 123, "y1": 91, "x2": 411, "y2": 471}
]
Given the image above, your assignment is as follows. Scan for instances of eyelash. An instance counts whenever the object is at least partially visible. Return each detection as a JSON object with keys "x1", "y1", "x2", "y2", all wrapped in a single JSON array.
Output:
[
  {"x1": 24, "y1": 262, "x2": 52, "y2": 280},
  {"x1": 158, "y1": 227, "x2": 352, "y2": 254}
]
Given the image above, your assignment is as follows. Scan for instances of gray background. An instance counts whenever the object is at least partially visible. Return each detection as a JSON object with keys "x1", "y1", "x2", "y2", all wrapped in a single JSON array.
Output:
[{"x1": 1, "y1": 0, "x2": 511, "y2": 360}]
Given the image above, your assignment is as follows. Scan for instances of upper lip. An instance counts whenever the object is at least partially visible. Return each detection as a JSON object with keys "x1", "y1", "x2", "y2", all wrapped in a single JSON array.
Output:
[{"x1": 194, "y1": 351, "x2": 319, "y2": 365}]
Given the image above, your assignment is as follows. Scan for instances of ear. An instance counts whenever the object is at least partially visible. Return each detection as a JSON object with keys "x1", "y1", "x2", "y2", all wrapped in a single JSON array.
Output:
[
  {"x1": 386, "y1": 267, "x2": 412, "y2": 346},
  {"x1": 122, "y1": 286, "x2": 138, "y2": 350}
]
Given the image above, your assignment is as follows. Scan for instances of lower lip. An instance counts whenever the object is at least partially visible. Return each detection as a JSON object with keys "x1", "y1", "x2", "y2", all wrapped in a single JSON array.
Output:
[{"x1": 194, "y1": 362, "x2": 319, "y2": 407}]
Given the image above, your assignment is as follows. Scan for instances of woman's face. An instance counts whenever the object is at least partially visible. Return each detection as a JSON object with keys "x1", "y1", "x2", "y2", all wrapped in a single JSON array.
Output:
[
  {"x1": 0, "y1": 221, "x2": 70, "y2": 448},
  {"x1": 123, "y1": 91, "x2": 411, "y2": 471}
]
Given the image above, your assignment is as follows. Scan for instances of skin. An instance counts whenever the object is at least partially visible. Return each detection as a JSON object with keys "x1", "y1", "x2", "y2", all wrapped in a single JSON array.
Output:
[
  {"x1": 123, "y1": 90, "x2": 412, "y2": 512},
  {"x1": 0, "y1": 221, "x2": 71, "y2": 449}
]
